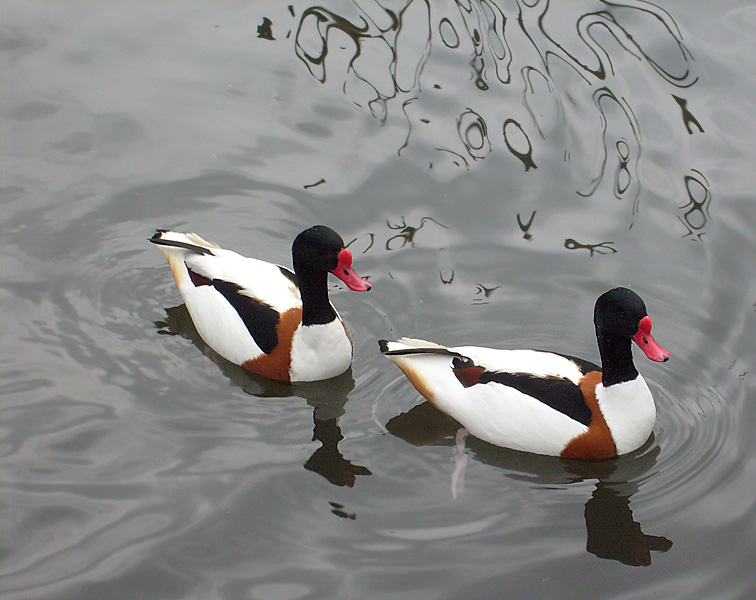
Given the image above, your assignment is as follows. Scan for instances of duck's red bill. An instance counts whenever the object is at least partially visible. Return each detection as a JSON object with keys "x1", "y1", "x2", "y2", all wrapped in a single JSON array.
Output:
[
  {"x1": 633, "y1": 316, "x2": 670, "y2": 362},
  {"x1": 332, "y1": 248, "x2": 371, "y2": 292}
]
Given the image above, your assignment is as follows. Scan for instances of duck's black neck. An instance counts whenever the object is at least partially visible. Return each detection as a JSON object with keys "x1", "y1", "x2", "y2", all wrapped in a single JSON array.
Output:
[
  {"x1": 596, "y1": 327, "x2": 639, "y2": 387},
  {"x1": 296, "y1": 268, "x2": 337, "y2": 326}
]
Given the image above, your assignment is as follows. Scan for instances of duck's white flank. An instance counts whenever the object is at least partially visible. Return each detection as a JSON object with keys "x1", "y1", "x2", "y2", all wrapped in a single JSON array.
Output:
[
  {"x1": 154, "y1": 232, "x2": 299, "y2": 366},
  {"x1": 382, "y1": 339, "x2": 590, "y2": 456}
]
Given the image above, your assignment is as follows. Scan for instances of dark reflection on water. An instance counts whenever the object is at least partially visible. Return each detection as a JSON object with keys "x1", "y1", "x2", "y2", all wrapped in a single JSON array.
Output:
[
  {"x1": 257, "y1": 17, "x2": 275, "y2": 41},
  {"x1": 346, "y1": 214, "x2": 453, "y2": 255},
  {"x1": 503, "y1": 117, "x2": 537, "y2": 171},
  {"x1": 291, "y1": 0, "x2": 702, "y2": 229},
  {"x1": 672, "y1": 94, "x2": 705, "y2": 134},
  {"x1": 516, "y1": 210, "x2": 536, "y2": 240},
  {"x1": 679, "y1": 169, "x2": 711, "y2": 240},
  {"x1": 564, "y1": 237, "x2": 617, "y2": 256},
  {"x1": 387, "y1": 401, "x2": 672, "y2": 566},
  {"x1": 584, "y1": 480, "x2": 673, "y2": 566},
  {"x1": 472, "y1": 283, "x2": 501, "y2": 305},
  {"x1": 156, "y1": 305, "x2": 371, "y2": 488},
  {"x1": 383, "y1": 216, "x2": 449, "y2": 250}
]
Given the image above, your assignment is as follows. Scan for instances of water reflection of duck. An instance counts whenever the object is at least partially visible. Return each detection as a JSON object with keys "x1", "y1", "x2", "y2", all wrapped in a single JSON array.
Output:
[
  {"x1": 155, "y1": 303, "x2": 371, "y2": 488},
  {"x1": 386, "y1": 403, "x2": 672, "y2": 566},
  {"x1": 150, "y1": 226, "x2": 371, "y2": 383},
  {"x1": 380, "y1": 288, "x2": 670, "y2": 460}
]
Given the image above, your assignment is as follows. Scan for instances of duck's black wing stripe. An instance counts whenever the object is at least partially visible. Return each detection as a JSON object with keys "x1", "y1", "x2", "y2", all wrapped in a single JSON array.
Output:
[
  {"x1": 477, "y1": 371, "x2": 593, "y2": 427},
  {"x1": 380, "y1": 341, "x2": 595, "y2": 426},
  {"x1": 187, "y1": 266, "x2": 212, "y2": 287},
  {"x1": 211, "y1": 280, "x2": 280, "y2": 354}
]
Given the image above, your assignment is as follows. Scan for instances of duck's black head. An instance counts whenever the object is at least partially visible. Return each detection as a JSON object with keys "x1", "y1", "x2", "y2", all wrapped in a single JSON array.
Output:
[
  {"x1": 292, "y1": 226, "x2": 371, "y2": 292},
  {"x1": 292, "y1": 226, "x2": 346, "y2": 271},
  {"x1": 594, "y1": 287, "x2": 669, "y2": 364},
  {"x1": 594, "y1": 288, "x2": 648, "y2": 338}
]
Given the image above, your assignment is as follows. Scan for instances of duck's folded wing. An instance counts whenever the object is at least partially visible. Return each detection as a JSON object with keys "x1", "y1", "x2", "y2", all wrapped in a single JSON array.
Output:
[
  {"x1": 450, "y1": 348, "x2": 598, "y2": 426},
  {"x1": 184, "y1": 256, "x2": 299, "y2": 352},
  {"x1": 183, "y1": 249, "x2": 297, "y2": 302},
  {"x1": 454, "y1": 366, "x2": 593, "y2": 427},
  {"x1": 152, "y1": 231, "x2": 300, "y2": 357},
  {"x1": 204, "y1": 278, "x2": 282, "y2": 354}
]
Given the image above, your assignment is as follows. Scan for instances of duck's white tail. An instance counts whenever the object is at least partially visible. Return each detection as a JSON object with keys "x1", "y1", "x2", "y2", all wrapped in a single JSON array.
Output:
[
  {"x1": 150, "y1": 230, "x2": 221, "y2": 256},
  {"x1": 379, "y1": 338, "x2": 463, "y2": 404},
  {"x1": 150, "y1": 230, "x2": 221, "y2": 290},
  {"x1": 379, "y1": 337, "x2": 448, "y2": 353}
]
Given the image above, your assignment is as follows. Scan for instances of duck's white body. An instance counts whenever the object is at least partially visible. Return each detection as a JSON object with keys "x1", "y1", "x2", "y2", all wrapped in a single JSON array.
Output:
[
  {"x1": 152, "y1": 228, "x2": 370, "y2": 383},
  {"x1": 381, "y1": 339, "x2": 656, "y2": 458},
  {"x1": 380, "y1": 289, "x2": 669, "y2": 460}
]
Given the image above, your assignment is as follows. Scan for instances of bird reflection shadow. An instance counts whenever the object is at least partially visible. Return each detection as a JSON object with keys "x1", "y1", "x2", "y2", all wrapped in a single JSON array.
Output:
[
  {"x1": 155, "y1": 304, "x2": 371, "y2": 488},
  {"x1": 386, "y1": 401, "x2": 672, "y2": 567}
]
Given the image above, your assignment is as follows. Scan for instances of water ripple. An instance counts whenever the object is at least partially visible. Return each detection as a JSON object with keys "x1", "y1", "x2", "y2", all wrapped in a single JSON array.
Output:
[{"x1": 291, "y1": 0, "x2": 701, "y2": 214}]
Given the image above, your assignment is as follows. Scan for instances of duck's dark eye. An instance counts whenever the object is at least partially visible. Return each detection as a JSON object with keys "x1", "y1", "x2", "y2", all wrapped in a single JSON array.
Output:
[{"x1": 642, "y1": 337, "x2": 649, "y2": 344}]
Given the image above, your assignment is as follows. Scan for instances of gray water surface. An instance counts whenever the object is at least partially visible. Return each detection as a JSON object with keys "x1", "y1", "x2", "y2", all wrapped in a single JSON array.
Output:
[{"x1": 3, "y1": 1, "x2": 756, "y2": 599}]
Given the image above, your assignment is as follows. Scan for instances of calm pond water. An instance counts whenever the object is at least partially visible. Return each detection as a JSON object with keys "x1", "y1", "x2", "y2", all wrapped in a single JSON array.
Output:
[{"x1": 3, "y1": 1, "x2": 756, "y2": 598}]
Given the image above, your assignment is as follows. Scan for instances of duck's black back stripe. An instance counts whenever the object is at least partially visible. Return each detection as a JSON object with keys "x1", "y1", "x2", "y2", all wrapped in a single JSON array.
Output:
[
  {"x1": 211, "y1": 280, "x2": 280, "y2": 354},
  {"x1": 476, "y1": 370, "x2": 593, "y2": 427}
]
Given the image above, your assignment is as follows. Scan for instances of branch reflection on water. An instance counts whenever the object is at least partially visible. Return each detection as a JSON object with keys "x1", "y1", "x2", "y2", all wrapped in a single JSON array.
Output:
[
  {"x1": 155, "y1": 305, "x2": 371, "y2": 489},
  {"x1": 385, "y1": 215, "x2": 449, "y2": 250},
  {"x1": 564, "y1": 237, "x2": 617, "y2": 256},
  {"x1": 679, "y1": 169, "x2": 711, "y2": 241},
  {"x1": 286, "y1": 0, "x2": 708, "y2": 237},
  {"x1": 387, "y1": 401, "x2": 673, "y2": 567}
]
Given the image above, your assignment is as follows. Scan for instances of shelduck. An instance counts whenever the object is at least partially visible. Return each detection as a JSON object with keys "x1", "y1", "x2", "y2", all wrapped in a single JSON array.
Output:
[
  {"x1": 380, "y1": 288, "x2": 670, "y2": 460},
  {"x1": 151, "y1": 225, "x2": 371, "y2": 383}
]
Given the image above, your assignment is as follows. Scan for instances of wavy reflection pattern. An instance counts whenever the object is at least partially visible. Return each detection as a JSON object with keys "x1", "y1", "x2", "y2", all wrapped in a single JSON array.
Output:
[
  {"x1": 678, "y1": 169, "x2": 711, "y2": 240},
  {"x1": 293, "y1": 0, "x2": 706, "y2": 233},
  {"x1": 295, "y1": 2, "x2": 431, "y2": 122}
]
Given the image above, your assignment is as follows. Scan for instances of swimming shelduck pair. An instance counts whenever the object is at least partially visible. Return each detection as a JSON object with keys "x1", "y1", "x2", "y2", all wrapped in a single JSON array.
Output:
[
  {"x1": 151, "y1": 226, "x2": 371, "y2": 383},
  {"x1": 380, "y1": 288, "x2": 670, "y2": 460},
  {"x1": 152, "y1": 231, "x2": 669, "y2": 460}
]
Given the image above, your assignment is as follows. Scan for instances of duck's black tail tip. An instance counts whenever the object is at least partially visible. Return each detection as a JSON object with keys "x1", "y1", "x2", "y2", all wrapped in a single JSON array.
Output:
[{"x1": 149, "y1": 230, "x2": 166, "y2": 244}]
